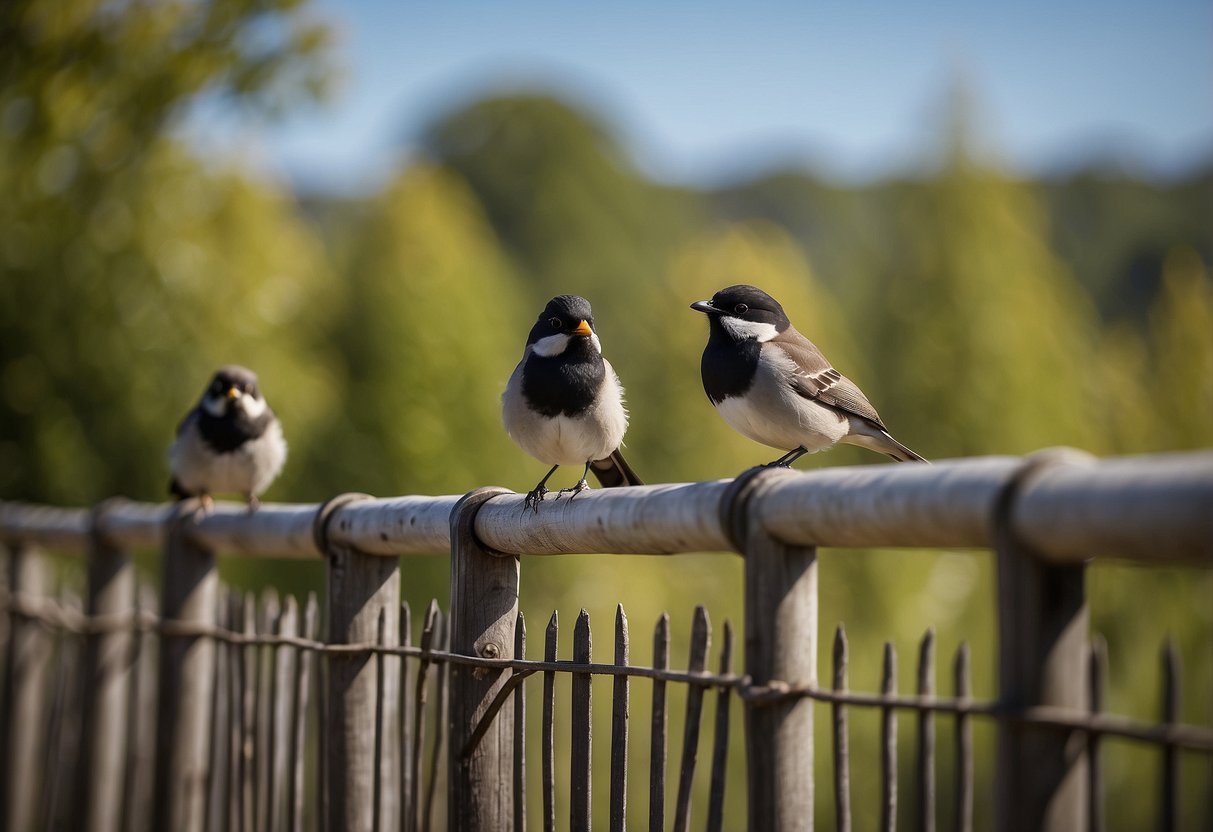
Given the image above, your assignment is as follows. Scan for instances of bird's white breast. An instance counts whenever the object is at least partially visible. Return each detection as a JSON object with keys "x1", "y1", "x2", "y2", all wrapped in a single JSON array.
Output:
[
  {"x1": 169, "y1": 416, "x2": 287, "y2": 497},
  {"x1": 502, "y1": 359, "x2": 628, "y2": 466},
  {"x1": 714, "y1": 346, "x2": 849, "y2": 453}
]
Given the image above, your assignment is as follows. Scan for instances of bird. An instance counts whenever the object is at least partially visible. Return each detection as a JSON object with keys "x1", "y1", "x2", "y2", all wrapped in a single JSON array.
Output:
[
  {"x1": 503, "y1": 294, "x2": 643, "y2": 510},
  {"x1": 691, "y1": 284, "x2": 927, "y2": 466},
  {"x1": 168, "y1": 365, "x2": 288, "y2": 512}
]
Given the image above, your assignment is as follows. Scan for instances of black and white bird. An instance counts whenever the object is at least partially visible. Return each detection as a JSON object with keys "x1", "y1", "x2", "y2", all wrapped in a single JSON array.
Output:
[
  {"x1": 169, "y1": 365, "x2": 288, "y2": 512},
  {"x1": 503, "y1": 295, "x2": 642, "y2": 510},
  {"x1": 691, "y1": 285, "x2": 927, "y2": 466}
]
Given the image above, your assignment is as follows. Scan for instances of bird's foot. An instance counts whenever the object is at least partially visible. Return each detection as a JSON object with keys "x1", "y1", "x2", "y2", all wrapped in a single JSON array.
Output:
[
  {"x1": 188, "y1": 493, "x2": 215, "y2": 522},
  {"x1": 556, "y1": 479, "x2": 591, "y2": 501},
  {"x1": 764, "y1": 447, "x2": 808, "y2": 468},
  {"x1": 245, "y1": 494, "x2": 260, "y2": 515},
  {"x1": 524, "y1": 485, "x2": 550, "y2": 513}
]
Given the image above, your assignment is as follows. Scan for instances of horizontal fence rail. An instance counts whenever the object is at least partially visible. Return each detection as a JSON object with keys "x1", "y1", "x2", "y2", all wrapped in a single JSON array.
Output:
[
  {"x1": 1, "y1": 448, "x2": 1211, "y2": 832},
  {"x1": 3, "y1": 450, "x2": 1211, "y2": 563}
]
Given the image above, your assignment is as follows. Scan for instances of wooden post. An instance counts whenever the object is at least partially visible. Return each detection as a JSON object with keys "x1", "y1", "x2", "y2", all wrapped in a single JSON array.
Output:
[
  {"x1": 316, "y1": 493, "x2": 401, "y2": 832},
  {"x1": 0, "y1": 543, "x2": 52, "y2": 832},
  {"x1": 153, "y1": 506, "x2": 219, "y2": 832},
  {"x1": 447, "y1": 487, "x2": 518, "y2": 832},
  {"x1": 78, "y1": 502, "x2": 136, "y2": 832},
  {"x1": 995, "y1": 451, "x2": 1090, "y2": 832},
  {"x1": 723, "y1": 468, "x2": 816, "y2": 832}
]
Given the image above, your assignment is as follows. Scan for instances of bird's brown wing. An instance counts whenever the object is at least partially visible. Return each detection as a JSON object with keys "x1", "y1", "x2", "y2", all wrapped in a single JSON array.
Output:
[{"x1": 770, "y1": 328, "x2": 887, "y2": 429}]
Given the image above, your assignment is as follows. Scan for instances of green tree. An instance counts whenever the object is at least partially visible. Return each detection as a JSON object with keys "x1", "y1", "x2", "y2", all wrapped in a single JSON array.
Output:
[
  {"x1": 0, "y1": 0, "x2": 334, "y2": 502},
  {"x1": 311, "y1": 166, "x2": 527, "y2": 496}
]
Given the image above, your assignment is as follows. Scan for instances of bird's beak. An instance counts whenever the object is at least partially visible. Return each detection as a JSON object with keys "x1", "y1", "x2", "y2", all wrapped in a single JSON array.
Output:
[
  {"x1": 572, "y1": 319, "x2": 593, "y2": 337},
  {"x1": 690, "y1": 300, "x2": 718, "y2": 315},
  {"x1": 226, "y1": 386, "x2": 240, "y2": 401}
]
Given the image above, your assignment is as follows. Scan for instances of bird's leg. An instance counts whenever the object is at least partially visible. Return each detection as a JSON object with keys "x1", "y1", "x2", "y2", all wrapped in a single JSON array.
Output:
[
  {"x1": 245, "y1": 494, "x2": 260, "y2": 514},
  {"x1": 765, "y1": 446, "x2": 808, "y2": 468},
  {"x1": 525, "y1": 464, "x2": 560, "y2": 512},
  {"x1": 557, "y1": 462, "x2": 592, "y2": 501},
  {"x1": 191, "y1": 492, "x2": 215, "y2": 520}
]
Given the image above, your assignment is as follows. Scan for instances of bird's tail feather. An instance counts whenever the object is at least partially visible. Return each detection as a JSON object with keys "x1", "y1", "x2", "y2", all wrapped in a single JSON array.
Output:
[
  {"x1": 878, "y1": 430, "x2": 929, "y2": 463},
  {"x1": 589, "y1": 449, "x2": 644, "y2": 488}
]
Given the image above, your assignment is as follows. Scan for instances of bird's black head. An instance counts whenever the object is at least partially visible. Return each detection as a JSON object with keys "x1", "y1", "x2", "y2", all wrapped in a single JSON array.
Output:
[
  {"x1": 199, "y1": 365, "x2": 265, "y2": 418},
  {"x1": 690, "y1": 284, "x2": 791, "y2": 342},
  {"x1": 526, "y1": 295, "x2": 598, "y2": 354}
]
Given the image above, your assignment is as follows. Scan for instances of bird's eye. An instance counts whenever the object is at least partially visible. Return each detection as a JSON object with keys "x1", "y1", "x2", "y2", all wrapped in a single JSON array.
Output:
[
  {"x1": 549, "y1": 317, "x2": 563, "y2": 329},
  {"x1": 734, "y1": 303, "x2": 749, "y2": 314},
  {"x1": 210, "y1": 382, "x2": 223, "y2": 394}
]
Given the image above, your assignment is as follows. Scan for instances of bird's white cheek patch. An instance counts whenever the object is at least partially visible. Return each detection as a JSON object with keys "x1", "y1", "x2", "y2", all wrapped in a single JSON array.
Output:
[
  {"x1": 240, "y1": 395, "x2": 268, "y2": 419},
  {"x1": 532, "y1": 334, "x2": 571, "y2": 357},
  {"x1": 721, "y1": 317, "x2": 778, "y2": 342}
]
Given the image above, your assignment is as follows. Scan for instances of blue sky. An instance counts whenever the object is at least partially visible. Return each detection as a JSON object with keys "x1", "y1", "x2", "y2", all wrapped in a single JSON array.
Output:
[{"x1": 209, "y1": 0, "x2": 1213, "y2": 192}]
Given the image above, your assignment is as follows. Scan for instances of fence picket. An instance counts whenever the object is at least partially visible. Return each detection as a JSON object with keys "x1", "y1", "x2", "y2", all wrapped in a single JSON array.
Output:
[
  {"x1": 423, "y1": 615, "x2": 448, "y2": 832},
  {"x1": 0, "y1": 545, "x2": 50, "y2": 832},
  {"x1": 514, "y1": 613, "x2": 527, "y2": 832},
  {"x1": 953, "y1": 643, "x2": 972, "y2": 832},
  {"x1": 833, "y1": 625, "x2": 851, "y2": 832},
  {"x1": 40, "y1": 590, "x2": 82, "y2": 831},
  {"x1": 706, "y1": 620, "x2": 734, "y2": 832},
  {"x1": 1160, "y1": 639, "x2": 1179, "y2": 832},
  {"x1": 571, "y1": 609, "x2": 593, "y2": 832},
  {"x1": 543, "y1": 611, "x2": 558, "y2": 832},
  {"x1": 399, "y1": 600, "x2": 414, "y2": 832},
  {"x1": 79, "y1": 513, "x2": 134, "y2": 832},
  {"x1": 673, "y1": 606, "x2": 711, "y2": 832},
  {"x1": 917, "y1": 628, "x2": 936, "y2": 832},
  {"x1": 1087, "y1": 636, "x2": 1106, "y2": 832},
  {"x1": 153, "y1": 512, "x2": 218, "y2": 832},
  {"x1": 241, "y1": 592, "x2": 257, "y2": 832},
  {"x1": 291, "y1": 593, "x2": 318, "y2": 832},
  {"x1": 256, "y1": 589, "x2": 280, "y2": 832},
  {"x1": 649, "y1": 612, "x2": 670, "y2": 832},
  {"x1": 205, "y1": 590, "x2": 230, "y2": 832},
  {"x1": 610, "y1": 604, "x2": 629, "y2": 832},
  {"x1": 411, "y1": 599, "x2": 438, "y2": 832},
  {"x1": 881, "y1": 641, "x2": 898, "y2": 832},
  {"x1": 226, "y1": 591, "x2": 245, "y2": 832}
]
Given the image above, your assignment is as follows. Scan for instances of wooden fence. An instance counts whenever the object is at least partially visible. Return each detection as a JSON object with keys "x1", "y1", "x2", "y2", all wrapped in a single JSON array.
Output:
[{"x1": 0, "y1": 448, "x2": 1211, "y2": 832}]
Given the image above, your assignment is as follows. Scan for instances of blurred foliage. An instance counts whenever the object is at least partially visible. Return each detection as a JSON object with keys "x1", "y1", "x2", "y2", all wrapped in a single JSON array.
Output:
[{"x1": 2, "y1": 2, "x2": 1212, "y2": 829}]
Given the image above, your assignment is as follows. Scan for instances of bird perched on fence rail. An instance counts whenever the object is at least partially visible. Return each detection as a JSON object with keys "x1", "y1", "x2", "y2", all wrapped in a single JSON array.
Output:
[
  {"x1": 692, "y1": 284, "x2": 927, "y2": 466},
  {"x1": 169, "y1": 365, "x2": 287, "y2": 512},
  {"x1": 503, "y1": 294, "x2": 642, "y2": 510}
]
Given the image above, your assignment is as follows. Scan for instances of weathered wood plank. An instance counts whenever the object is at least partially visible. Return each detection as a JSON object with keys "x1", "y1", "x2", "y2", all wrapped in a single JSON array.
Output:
[
  {"x1": 881, "y1": 642, "x2": 897, "y2": 832},
  {"x1": 571, "y1": 609, "x2": 593, "y2": 832},
  {"x1": 953, "y1": 643, "x2": 972, "y2": 832},
  {"x1": 153, "y1": 511, "x2": 219, "y2": 832},
  {"x1": 609, "y1": 604, "x2": 629, "y2": 832},
  {"x1": 290, "y1": 592, "x2": 318, "y2": 832},
  {"x1": 1087, "y1": 636, "x2": 1106, "y2": 832},
  {"x1": 542, "y1": 611, "x2": 558, "y2": 832},
  {"x1": 0, "y1": 544, "x2": 52, "y2": 832},
  {"x1": 399, "y1": 600, "x2": 414, "y2": 832},
  {"x1": 322, "y1": 494, "x2": 401, "y2": 832},
  {"x1": 706, "y1": 620, "x2": 734, "y2": 832},
  {"x1": 410, "y1": 600, "x2": 439, "y2": 832},
  {"x1": 514, "y1": 613, "x2": 527, "y2": 832},
  {"x1": 833, "y1": 625, "x2": 851, "y2": 832},
  {"x1": 447, "y1": 487, "x2": 518, "y2": 832},
  {"x1": 673, "y1": 606, "x2": 711, "y2": 832},
  {"x1": 1160, "y1": 639, "x2": 1180, "y2": 832},
  {"x1": 649, "y1": 613, "x2": 669, "y2": 832},
  {"x1": 270, "y1": 596, "x2": 298, "y2": 832},
  {"x1": 917, "y1": 629, "x2": 936, "y2": 832},
  {"x1": 733, "y1": 469, "x2": 817, "y2": 832},
  {"x1": 995, "y1": 453, "x2": 1089, "y2": 832},
  {"x1": 77, "y1": 514, "x2": 135, "y2": 832}
]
